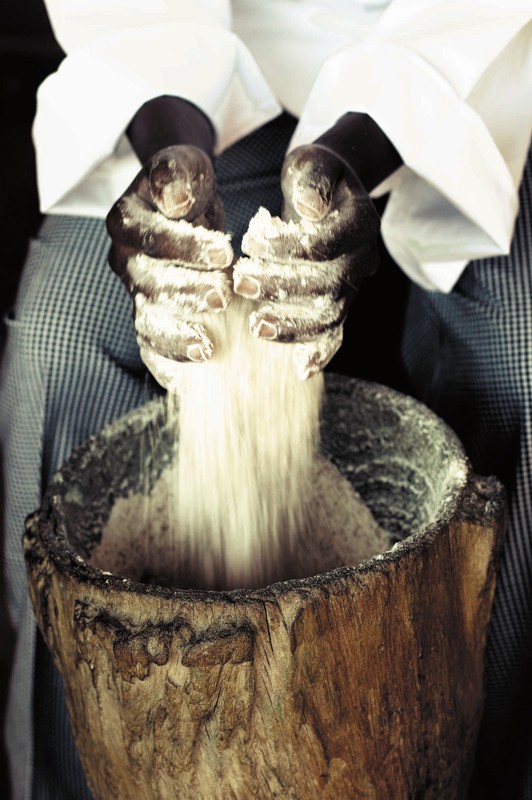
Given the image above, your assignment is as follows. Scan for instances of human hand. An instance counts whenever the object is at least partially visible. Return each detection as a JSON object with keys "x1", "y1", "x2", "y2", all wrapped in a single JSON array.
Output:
[
  {"x1": 106, "y1": 144, "x2": 233, "y2": 389},
  {"x1": 234, "y1": 144, "x2": 380, "y2": 380}
]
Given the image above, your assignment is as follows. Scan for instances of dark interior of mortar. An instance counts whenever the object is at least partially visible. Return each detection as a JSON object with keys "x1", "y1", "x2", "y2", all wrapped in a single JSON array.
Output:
[{"x1": 49, "y1": 376, "x2": 468, "y2": 591}]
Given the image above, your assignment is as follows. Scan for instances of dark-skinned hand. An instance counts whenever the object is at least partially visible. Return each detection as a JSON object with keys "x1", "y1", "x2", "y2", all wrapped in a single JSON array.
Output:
[
  {"x1": 234, "y1": 143, "x2": 381, "y2": 380},
  {"x1": 106, "y1": 144, "x2": 233, "y2": 389}
]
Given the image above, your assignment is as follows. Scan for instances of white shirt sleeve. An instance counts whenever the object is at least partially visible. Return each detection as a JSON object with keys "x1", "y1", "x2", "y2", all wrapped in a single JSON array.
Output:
[
  {"x1": 35, "y1": 0, "x2": 281, "y2": 216},
  {"x1": 291, "y1": 0, "x2": 532, "y2": 291},
  {"x1": 36, "y1": 0, "x2": 532, "y2": 293}
]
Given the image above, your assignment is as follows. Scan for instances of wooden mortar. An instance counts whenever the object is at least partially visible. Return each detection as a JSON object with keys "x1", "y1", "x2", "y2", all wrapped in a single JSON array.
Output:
[{"x1": 24, "y1": 376, "x2": 506, "y2": 799}]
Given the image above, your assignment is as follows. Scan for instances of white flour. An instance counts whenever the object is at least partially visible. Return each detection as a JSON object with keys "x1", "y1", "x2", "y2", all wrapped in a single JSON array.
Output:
[
  {"x1": 93, "y1": 447, "x2": 390, "y2": 590},
  {"x1": 92, "y1": 215, "x2": 391, "y2": 590},
  {"x1": 165, "y1": 295, "x2": 325, "y2": 589},
  {"x1": 139, "y1": 293, "x2": 388, "y2": 591}
]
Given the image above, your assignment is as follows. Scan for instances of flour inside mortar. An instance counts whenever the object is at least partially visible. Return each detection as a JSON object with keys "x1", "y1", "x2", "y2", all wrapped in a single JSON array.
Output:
[{"x1": 92, "y1": 453, "x2": 390, "y2": 590}]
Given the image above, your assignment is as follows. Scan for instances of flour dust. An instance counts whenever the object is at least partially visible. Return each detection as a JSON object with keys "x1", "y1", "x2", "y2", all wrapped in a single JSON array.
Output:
[
  {"x1": 92, "y1": 291, "x2": 390, "y2": 591},
  {"x1": 165, "y1": 296, "x2": 323, "y2": 590}
]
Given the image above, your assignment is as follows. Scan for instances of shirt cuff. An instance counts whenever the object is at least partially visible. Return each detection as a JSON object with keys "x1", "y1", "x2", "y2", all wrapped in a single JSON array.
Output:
[
  {"x1": 34, "y1": 22, "x2": 281, "y2": 215},
  {"x1": 290, "y1": 42, "x2": 517, "y2": 292}
]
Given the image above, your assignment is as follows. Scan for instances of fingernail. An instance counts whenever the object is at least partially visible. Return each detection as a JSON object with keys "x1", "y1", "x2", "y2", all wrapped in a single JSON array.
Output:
[
  {"x1": 207, "y1": 247, "x2": 230, "y2": 267},
  {"x1": 205, "y1": 288, "x2": 227, "y2": 310},
  {"x1": 187, "y1": 343, "x2": 211, "y2": 362},
  {"x1": 253, "y1": 319, "x2": 277, "y2": 340},
  {"x1": 234, "y1": 275, "x2": 260, "y2": 299},
  {"x1": 162, "y1": 184, "x2": 193, "y2": 217},
  {"x1": 151, "y1": 159, "x2": 194, "y2": 217},
  {"x1": 293, "y1": 186, "x2": 329, "y2": 221}
]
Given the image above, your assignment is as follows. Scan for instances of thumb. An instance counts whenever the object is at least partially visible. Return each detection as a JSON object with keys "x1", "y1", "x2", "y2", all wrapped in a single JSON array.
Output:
[
  {"x1": 149, "y1": 145, "x2": 217, "y2": 221},
  {"x1": 281, "y1": 144, "x2": 343, "y2": 222}
]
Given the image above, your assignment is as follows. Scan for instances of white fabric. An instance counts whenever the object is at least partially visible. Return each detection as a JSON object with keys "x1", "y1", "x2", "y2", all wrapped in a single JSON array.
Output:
[{"x1": 36, "y1": 0, "x2": 532, "y2": 291}]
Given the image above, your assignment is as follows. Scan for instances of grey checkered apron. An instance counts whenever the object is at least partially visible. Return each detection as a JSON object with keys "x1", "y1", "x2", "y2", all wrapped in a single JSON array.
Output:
[{"x1": 1, "y1": 113, "x2": 531, "y2": 797}]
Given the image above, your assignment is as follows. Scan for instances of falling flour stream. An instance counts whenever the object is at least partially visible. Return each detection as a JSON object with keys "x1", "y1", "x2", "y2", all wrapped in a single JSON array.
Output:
[{"x1": 92, "y1": 214, "x2": 391, "y2": 591}]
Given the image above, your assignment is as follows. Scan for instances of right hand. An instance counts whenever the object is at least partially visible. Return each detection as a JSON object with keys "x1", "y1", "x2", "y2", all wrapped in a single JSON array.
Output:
[{"x1": 106, "y1": 144, "x2": 234, "y2": 389}]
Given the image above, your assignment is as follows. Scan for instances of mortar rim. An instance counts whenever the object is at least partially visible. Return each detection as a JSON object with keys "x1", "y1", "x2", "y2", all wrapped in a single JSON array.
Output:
[{"x1": 25, "y1": 376, "x2": 474, "y2": 604}]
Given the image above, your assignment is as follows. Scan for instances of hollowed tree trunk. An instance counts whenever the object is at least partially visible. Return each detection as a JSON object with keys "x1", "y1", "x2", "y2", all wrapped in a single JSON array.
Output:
[{"x1": 24, "y1": 377, "x2": 506, "y2": 799}]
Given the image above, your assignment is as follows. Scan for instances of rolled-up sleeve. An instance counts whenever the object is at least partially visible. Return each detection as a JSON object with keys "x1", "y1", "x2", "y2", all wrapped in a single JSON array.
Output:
[
  {"x1": 36, "y1": 0, "x2": 281, "y2": 216},
  {"x1": 292, "y1": 1, "x2": 532, "y2": 291}
]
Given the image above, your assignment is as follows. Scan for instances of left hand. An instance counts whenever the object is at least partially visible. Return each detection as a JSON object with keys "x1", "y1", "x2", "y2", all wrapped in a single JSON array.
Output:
[{"x1": 234, "y1": 143, "x2": 380, "y2": 379}]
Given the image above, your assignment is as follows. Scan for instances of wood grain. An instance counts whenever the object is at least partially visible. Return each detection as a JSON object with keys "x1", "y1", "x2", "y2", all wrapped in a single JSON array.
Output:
[{"x1": 25, "y1": 472, "x2": 506, "y2": 799}]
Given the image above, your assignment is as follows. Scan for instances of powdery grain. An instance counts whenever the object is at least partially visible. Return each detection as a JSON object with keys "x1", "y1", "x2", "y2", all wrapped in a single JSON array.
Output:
[
  {"x1": 92, "y1": 450, "x2": 390, "y2": 590},
  {"x1": 165, "y1": 295, "x2": 324, "y2": 589},
  {"x1": 92, "y1": 225, "x2": 390, "y2": 590}
]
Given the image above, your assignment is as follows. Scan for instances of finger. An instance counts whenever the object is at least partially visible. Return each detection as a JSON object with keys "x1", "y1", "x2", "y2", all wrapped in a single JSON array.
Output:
[
  {"x1": 233, "y1": 255, "x2": 348, "y2": 302},
  {"x1": 149, "y1": 145, "x2": 223, "y2": 228},
  {"x1": 134, "y1": 294, "x2": 214, "y2": 362},
  {"x1": 138, "y1": 343, "x2": 186, "y2": 392},
  {"x1": 241, "y1": 203, "x2": 377, "y2": 264},
  {"x1": 294, "y1": 327, "x2": 344, "y2": 381},
  {"x1": 248, "y1": 296, "x2": 348, "y2": 344},
  {"x1": 126, "y1": 253, "x2": 233, "y2": 312},
  {"x1": 281, "y1": 144, "x2": 344, "y2": 222},
  {"x1": 108, "y1": 201, "x2": 233, "y2": 266}
]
